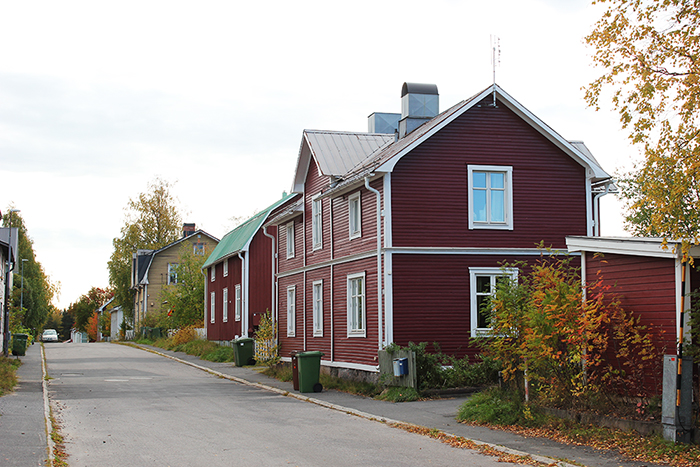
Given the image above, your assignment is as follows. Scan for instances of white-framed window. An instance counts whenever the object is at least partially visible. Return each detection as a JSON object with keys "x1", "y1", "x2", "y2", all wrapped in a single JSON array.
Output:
[
  {"x1": 211, "y1": 266, "x2": 216, "y2": 282},
  {"x1": 312, "y1": 280, "x2": 323, "y2": 337},
  {"x1": 193, "y1": 242, "x2": 205, "y2": 255},
  {"x1": 467, "y1": 165, "x2": 513, "y2": 230},
  {"x1": 312, "y1": 196, "x2": 323, "y2": 250},
  {"x1": 348, "y1": 191, "x2": 361, "y2": 239},
  {"x1": 469, "y1": 267, "x2": 518, "y2": 337},
  {"x1": 210, "y1": 291, "x2": 216, "y2": 324},
  {"x1": 286, "y1": 286, "x2": 296, "y2": 337},
  {"x1": 223, "y1": 260, "x2": 228, "y2": 277},
  {"x1": 286, "y1": 221, "x2": 295, "y2": 259},
  {"x1": 167, "y1": 263, "x2": 178, "y2": 285},
  {"x1": 347, "y1": 272, "x2": 366, "y2": 337},
  {"x1": 222, "y1": 288, "x2": 229, "y2": 323},
  {"x1": 235, "y1": 284, "x2": 242, "y2": 322}
]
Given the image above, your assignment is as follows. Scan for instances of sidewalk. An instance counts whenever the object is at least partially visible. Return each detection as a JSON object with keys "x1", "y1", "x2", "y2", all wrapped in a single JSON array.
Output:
[
  {"x1": 137, "y1": 344, "x2": 665, "y2": 467},
  {"x1": 0, "y1": 342, "x2": 48, "y2": 466}
]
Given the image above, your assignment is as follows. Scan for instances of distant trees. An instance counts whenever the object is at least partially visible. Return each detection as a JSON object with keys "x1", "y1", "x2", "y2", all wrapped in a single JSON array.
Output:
[
  {"x1": 585, "y1": 0, "x2": 700, "y2": 254},
  {"x1": 65, "y1": 287, "x2": 113, "y2": 335},
  {"x1": 107, "y1": 178, "x2": 183, "y2": 321},
  {"x1": 159, "y1": 243, "x2": 208, "y2": 328}
]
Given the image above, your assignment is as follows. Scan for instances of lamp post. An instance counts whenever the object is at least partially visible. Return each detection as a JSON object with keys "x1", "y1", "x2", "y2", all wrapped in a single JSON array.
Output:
[
  {"x1": 3, "y1": 209, "x2": 20, "y2": 357},
  {"x1": 20, "y1": 258, "x2": 28, "y2": 313}
]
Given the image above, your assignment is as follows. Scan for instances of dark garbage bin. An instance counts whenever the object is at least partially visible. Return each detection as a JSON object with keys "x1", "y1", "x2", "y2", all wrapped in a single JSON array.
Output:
[
  {"x1": 290, "y1": 351, "x2": 299, "y2": 391},
  {"x1": 11, "y1": 333, "x2": 29, "y2": 357},
  {"x1": 233, "y1": 338, "x2": 255, "y2": 367},
  {"x1": 296, "y1": 351, "x2": 324, "y2": 393}
]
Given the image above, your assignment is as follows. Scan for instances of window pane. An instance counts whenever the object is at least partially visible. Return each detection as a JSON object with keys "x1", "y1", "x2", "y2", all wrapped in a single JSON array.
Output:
[
  {"x1": 473, "y1": 190, "x2": 486, "y2": 222},
  {"x1": 476, "y1": 295, "x2": 490, "y2": 328},
  {"x1": 490, "y1": 172, "x2": 504, "y2": 189},
  {"x1": 476, "y1": 276, "x2": 491, "y2": 294},
  {"x1": 473, "y1": 172, "x2": 486, "y2": 188},
  {"x1": 491, "y1": 190, "x2": 505, "y2": 222}
]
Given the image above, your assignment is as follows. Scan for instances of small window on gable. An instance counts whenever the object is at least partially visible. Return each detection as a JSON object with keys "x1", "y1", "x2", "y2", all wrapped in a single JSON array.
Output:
[
  {"x1": 168, "y1": 263, "x2": 178, "y2": 285},
  {"x1": 468, "y1": 165, "x2": 513, "y2": 230},
  {"x1": 469, "y1": 267, "x2": 518, "y2": 337},
  {"x1": 286, "y1": 286, "x2": 296, "y2": 337},
  {"x1": 347, "y1": 272, "x2": 366, "y2": 337},
  {"x1": 235, "y1": 284, "x2": 242, "y2": 322},
  {"x1": 348, "y1": 191, "x2": 361, "y2": 239},
  {"x1": 312, "y1": 197, "x2": 323, "y2": 250},
  {"x1": 286, "y1": 221, "x2": 295, "y2": 259},
  {"x1": 223, "y1": 260, "x2": 228, "y2": 277},
  {"x1": 222, "y1": 288, "x2": 229, "y2": 323}
]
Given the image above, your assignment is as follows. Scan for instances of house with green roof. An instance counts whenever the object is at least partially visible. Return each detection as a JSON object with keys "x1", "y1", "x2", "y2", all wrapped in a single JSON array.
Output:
[{"x1": 203, "y1": 193, "x2": 298, "y2": 342}]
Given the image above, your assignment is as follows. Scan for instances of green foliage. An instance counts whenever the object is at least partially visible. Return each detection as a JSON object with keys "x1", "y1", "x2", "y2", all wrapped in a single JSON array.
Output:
[
  {"x1": 375, "y1": 386, "x2": 420, "y2": 402},
  {"x1": 481, "y1": 253, "x2": 663, "y2": 409},
  {"x1": 159, "y1": 243, "x2": 208, "y2": 328},
  {"x1": 108, "y1": 177, "x2": 182, "y2": 319},
  {"x1": 585, "y1": 0, "x2": 700, "y2": 254},
  {"x1": 254, "y1": 310, "x2": 279, "y2": 366},
  {"x1": 65, "y1": 287, "x2": 112, "y2": 333},
  {"x1": 0, "y1": 356, "x2": 22, "y2": 396},
  {"x1": 457, "y1": 387, "x2": 543, "y2": 427},
  {"x1": 200, "y1": 345, "x2": 236, "y2": 363}
]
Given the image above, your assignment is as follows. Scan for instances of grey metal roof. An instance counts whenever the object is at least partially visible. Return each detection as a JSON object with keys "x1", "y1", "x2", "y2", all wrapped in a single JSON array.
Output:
[{"x1": 304, "y1": 130, "x2": 395, "y2": 176}]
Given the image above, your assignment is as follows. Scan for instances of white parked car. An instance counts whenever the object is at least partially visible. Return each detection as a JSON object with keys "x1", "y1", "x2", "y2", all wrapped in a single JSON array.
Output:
[{"x1": 42, "y1": 329, "x2": 59, "y2": 342}]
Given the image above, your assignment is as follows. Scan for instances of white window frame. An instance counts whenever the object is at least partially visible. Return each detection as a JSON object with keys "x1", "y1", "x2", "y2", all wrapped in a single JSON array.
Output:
[
  {"x1": 167, "y1": 263, "x2": 178, "y2": 285},
  {"x1": 223, "y1": 260, "x2": 228, "y2": 277},
  {"x1": 211, "y1": 266, "x2": 215, "y2": 282},
  {"x1": 286, "y1": 286, "x2": 296, "y2": 337},
  {"x1": 312, "y1": 280, "x2": 323, "y2": 337},
  {"x1": 348, "y1": 191, "x2": 361, "y2": 239},
  {"x1": 286, "y1": 221, "x2": 295, "y2": 259},
  {"x1": 222, "y1": 287, "x2": 229, "y2": 323},
  {"x1": 312, "y1": 196, "x2": 323, "y2": 250},
  {"x1": 469, "y1": 267, "x2": 518, "y2": 337},
  {"x1": 467, "y1": 165, "x2": 513, "y2": 230},
  {"x1": 210, "y1": 291, "x2": 215, "y2": 324},
  {"x1": 347, "y1": 272, "x2": 366, "y2": 337},
  {"x1": 235, "y1": 284, "x2": 242, "y2": 322}
]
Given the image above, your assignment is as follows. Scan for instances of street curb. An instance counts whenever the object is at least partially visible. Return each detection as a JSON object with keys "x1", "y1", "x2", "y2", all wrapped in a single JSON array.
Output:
[
  {"x1": 41, "y1": 344, "x2": 54, "y2": 465},
  {"x1": 131, "y1": 344, "x2": 580, "y2": 467}
]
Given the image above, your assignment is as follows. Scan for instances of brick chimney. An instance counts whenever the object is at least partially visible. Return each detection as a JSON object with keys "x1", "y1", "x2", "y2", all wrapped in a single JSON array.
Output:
[{"x1": 183, "y1": 223, "x2": 196, "y2": 238}]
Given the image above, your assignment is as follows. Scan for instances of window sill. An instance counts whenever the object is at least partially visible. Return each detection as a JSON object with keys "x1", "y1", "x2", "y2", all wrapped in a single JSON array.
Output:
[{"x1": 347, "y1": 331, "x2": 366, "y2": 338}]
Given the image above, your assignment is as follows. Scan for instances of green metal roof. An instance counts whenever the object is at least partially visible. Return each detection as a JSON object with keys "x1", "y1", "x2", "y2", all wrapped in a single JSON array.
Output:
[{"x1": 202, "y1": 193, "x2": 296, "y2": 269}]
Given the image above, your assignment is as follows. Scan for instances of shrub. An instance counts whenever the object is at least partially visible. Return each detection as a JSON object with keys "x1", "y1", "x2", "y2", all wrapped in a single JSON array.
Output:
[
  {"x1": 254, "y1": 310, "x2": 279, "y2": 366},
  {"x1": 201, "y1": 346, "x2": 236, "y2": 363},
  {"x1": 171, "y1": 325, "x2": 198, "y2": 347},
  {"x1": 457, "y1": 387, "x2": 544, "y2": 427},
  {"x1": 0, "y1": 357, "x2": 22, "y2": 396}
]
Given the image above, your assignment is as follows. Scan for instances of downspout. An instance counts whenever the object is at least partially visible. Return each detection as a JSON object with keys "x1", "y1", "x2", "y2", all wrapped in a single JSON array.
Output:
[
  {"x1": 238, "y1": 252, "x2": 246, "y2": 337},
  {"x1": 592, "y1": 182, "x2": 613, "y2": 237},
  {"x1": 201, "y1": 268, "x2": 208, "y2": 339},
  {"x1": 329, "y1": 197, "x2": 334, "y2": 362},
  {"x1": 262, "y1": 226, "x2": 277, "y2": 345},
  {"x1": 365, "y1": 175, "x2": 383, "y2": 351}
]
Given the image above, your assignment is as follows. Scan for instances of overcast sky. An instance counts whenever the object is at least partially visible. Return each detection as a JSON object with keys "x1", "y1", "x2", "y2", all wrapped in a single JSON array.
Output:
[{"x1": 0, "y1": 0, "x2": 638, "y2": 309}]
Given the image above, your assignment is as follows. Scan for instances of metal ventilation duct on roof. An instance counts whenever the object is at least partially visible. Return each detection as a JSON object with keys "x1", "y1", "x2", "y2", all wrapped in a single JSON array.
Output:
[
  {"x1": 368, "y1": 112, "x2": 400, "y2": 134},
  {"x1": 399, "y1": 82, "x2": 438, "y2": 138}
]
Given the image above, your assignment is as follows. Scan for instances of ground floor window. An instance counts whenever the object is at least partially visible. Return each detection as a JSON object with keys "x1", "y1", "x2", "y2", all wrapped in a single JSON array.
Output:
[
  {"x1": 469, "y1": 267, "x2": 518, "y2": 337},
  {"x1": 347, "y1": 272, "x2": 366, "y2": 337},
  {"x1": 287, "y1": 286, "x2": 296, "y2": 337},
  {"x1": 312, "y1": 280, "x2": 323, "y2": 337}
]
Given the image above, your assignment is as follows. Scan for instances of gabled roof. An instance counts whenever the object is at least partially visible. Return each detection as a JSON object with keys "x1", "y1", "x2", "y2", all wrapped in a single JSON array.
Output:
[
  {"x1": 203, "y1": 193, "x2": 298, "y2": 269},
  {"x1": 317, "y1": 84, "x2": 613, "y2": 198},
  {"x1": 291, "y1": 130, "x2": 395, "y2": 193},
  {"x1": 137, "y1": 230, "x2": 219, "y2": 286}
]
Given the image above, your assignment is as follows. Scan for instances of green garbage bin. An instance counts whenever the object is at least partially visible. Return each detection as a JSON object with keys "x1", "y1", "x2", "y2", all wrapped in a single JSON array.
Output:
[
  {"x1": 233, "y1": 338, "x2": 255, "y2": 367},
  {"x1": 296, "y1": 351, "x2": 324, "y2": 393},
  {"x1": 11, "y1": 333, "x2": 29, "y2": 356}
]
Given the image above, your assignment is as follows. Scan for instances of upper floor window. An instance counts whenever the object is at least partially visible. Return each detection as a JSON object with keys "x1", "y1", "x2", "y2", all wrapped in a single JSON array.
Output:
[
  {"x1": 223, "y1": 260, "x2": 228, "y2": 277},
  {"x1": 167, "y1": 263, "x2": 178, "y2": 285},
  {"x1": 312, "y1": 197, "x2": 322, "y2": 250},
  {"x1": 347, "y1": 272, "x2": 366, "y2": 337},
  {"x1": 348, "y1": 192, "x2": 361, "y2": 239},
  {"x1": 467, "y1": 165, "x2": 513, "y2": 230},
  {"x1": 193, "y1": 242, "x2": 205, "y2": 255},
  {"x1": 210, "y1": 291, "x2": 216, "y2": 324},
  {"x1": 210, "y1": 266, "x2": 215, "y2": 282},
  {"x1": 286, "y1": 222, "x2": 295, "y2": 259},
  {"x1": 469, "y1": 267, "x2": 518, "y2": 337}
]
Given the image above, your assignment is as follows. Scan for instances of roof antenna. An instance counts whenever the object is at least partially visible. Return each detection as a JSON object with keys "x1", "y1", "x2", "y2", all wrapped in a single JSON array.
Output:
[{"x1": 490, "y1": 35, "x2": 500, "y2": 107}]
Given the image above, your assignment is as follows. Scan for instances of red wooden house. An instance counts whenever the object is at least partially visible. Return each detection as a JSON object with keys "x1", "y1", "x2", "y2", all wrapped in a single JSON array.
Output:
[
  {"x1": 203, "y1": 193, "x2": 297, "y2": 342},
  {"x1": 265, "y1": 83, "x2": 614, "y2": 378}
]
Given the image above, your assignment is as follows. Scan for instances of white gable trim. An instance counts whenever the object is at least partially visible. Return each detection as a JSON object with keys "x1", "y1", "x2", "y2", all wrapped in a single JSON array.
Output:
[{"x1": 377, "y1": 85, "x2": 611, "y2": 181}]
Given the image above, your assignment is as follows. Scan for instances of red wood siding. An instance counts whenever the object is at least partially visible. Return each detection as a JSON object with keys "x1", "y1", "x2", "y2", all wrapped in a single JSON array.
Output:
[
  {"x1": 248, "y1": 230, "x2": 274, "y2": 330},
  {"x1": 279, "y1": 273, "x2": 304, "y2": 355},
  {"x1": 305, "y1": 160, "x2": 332, "y2": 265},
  {"x1": 207, "y1": 256, "x2": 243, "y2": 341},
  {"x1": 331, "y1": 179, "x2": 383, "y2": 259},
  {"x1": 277, "y1": 216, "x2": 304, "y2": 274},
  {"x1": 585, "y1": 252, "x2": 677, "y2": 353},
  {"x1": 391, "y1": 97, "x2": 587, "y2": 249},
  {"x1": 304, "y1": 266, "x2": 332, "y2": 356}
]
